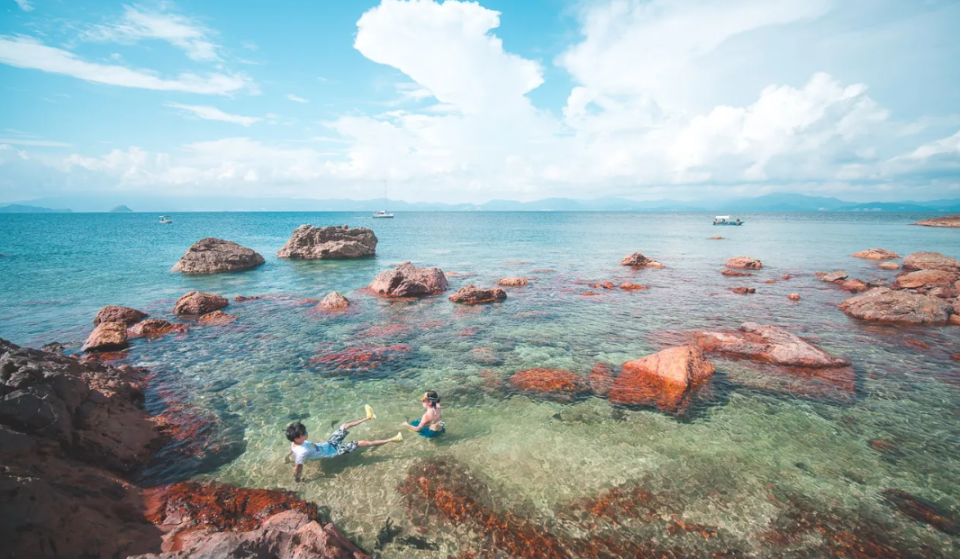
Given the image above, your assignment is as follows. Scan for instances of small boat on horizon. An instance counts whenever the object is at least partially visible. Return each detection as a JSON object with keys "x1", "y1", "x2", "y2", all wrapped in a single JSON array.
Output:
[
  {"x1": 372, "y1": 180, "x2": 394, "y2": 218},
  {"x1": 159, "y1": 215, "x2": 173, "y2": 224},
  {"x1": 372, "y1": 209, "x2": 394, "y2": 219},
  {"x1": 713, "y1": 216, "x2": 743, "y2": 226}
]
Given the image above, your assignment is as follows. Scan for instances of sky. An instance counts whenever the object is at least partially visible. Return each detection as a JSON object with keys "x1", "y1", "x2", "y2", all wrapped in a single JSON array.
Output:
[{"x1": 1, "y1": 0, "x2": 959, "y2": 204}]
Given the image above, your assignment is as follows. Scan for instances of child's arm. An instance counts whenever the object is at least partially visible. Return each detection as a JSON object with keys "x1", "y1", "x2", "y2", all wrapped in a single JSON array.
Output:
[{"x1": 405, "y1": 411, "x2": 431, "y2": 432}]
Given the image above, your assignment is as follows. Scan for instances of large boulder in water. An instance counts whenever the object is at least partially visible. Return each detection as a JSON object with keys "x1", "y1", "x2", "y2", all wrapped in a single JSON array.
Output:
[
  {"x1": 449, "y1": 285, "x2": 507, "y2": 304},
  {"x1": 607, "y1": 346, "x2": 714, "y2": 412},
  {"x1": 694, "y1": 323, "x2": 847, "y2": 368},
  {"x1": 94, "y1": 305, "x2": 147, "y2": 325},
  {"x1": 852, "y1": 248, "x2": 900, "y2": 260},
  {"x1": 173, "y1": 238, "x2": 265, "y2": 274},
  {"x1": 173, "y1": 291, "x2": 229, "y2": 316},
  {"x1": 894, "y1": 269, "x2": 959, "y2": 290},
  {"x1": 317, "y1": 292, "x2": 350, "y2": 311},
  {"x1": 276, "y1": 224, "x2": 377, "y2": 259},
  {"x1": 838, "y1": 287, "x2": 953, "y2": 324},
  {"x1": 370, "y1": 262, "x2": 448, "y2": 297},
  {"x1": 903, "y1": 252, "x2": 960, "y2": 272},
  {"x1": 725, "y1": 256, "x2": 762, "y2": 269},
  {"x1": 82, "y1": 322, "x2": 129, "y2": 352}
]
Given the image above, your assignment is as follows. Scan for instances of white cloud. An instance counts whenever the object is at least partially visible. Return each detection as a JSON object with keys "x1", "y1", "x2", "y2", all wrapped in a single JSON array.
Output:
[
  {"x1": 0, "y1": 35, "x2": 253, "y2": 95},
  {"x1": 13, "y1": 0, "x2": 33, "y2": 12},
  {"x1": 286, "y1": 94, "x2": 309, "y2": 103},
  {"x1": 165, "y1": 103, "x2": 261, "y2": 126},
  {"x1": 904, "y1": 130, "x2": 960, "y2": 160},
  {"x1": 0, "y1": 137, "x2": 70, "y2": 147},
  {"x1": 81, "y1": 4, "x2": 220, "y2": 62}
]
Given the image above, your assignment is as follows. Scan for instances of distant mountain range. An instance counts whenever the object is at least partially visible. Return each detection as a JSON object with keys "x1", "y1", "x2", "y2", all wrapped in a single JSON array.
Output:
[{"x1": 2, "y1": 193, "x2": 960, "y2": 213}]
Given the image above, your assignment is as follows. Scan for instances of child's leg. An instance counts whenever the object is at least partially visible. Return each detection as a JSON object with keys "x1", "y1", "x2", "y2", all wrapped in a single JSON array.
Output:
[
  {"x1": 357, "y1": 433, "x2": 402, "y2": 447},
  {"x1": 340, "y1": 416, "x2": 371, "y2": 430}
]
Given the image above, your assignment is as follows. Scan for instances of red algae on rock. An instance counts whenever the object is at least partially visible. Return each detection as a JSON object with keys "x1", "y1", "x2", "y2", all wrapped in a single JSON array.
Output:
[
  {"x1": 509, "y1": 368, "x2": 589, "y2": 400},
  {"x1": 607, "y1": 346, "x2": 715, "y2": 413},
  {"x1": 310, "y1": 344, "x2": 413, "y2": 373}
]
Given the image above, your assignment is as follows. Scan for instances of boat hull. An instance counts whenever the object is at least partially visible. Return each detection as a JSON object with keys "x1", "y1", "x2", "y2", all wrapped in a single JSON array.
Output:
[{"x1": 713, "y1": 222, "x2": 743, "y2": 226}]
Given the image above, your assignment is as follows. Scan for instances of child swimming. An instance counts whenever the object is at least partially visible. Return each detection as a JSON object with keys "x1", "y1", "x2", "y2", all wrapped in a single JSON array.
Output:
[
  {"x1": 401, "y1": 391, "x2": 445, "y2": 438},
  {"x1": 285, "y1": 405, "x2": 401, "y2": 481}
]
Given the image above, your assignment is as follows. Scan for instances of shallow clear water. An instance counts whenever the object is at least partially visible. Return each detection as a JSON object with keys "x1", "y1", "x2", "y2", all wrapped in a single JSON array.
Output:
[{"x1": 1, "y1": 211, "x2": 959, "y2": 557}]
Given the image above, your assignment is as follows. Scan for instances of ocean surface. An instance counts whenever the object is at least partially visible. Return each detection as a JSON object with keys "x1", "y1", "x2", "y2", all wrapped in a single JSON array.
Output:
[{"x1": 1, "y1": 211, "x2": 959, "y2": 557}]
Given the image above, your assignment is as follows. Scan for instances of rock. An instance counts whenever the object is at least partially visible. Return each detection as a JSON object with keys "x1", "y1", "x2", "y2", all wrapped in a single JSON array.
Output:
[
  {"x1": 128, "y1": 319, "x2": 189, "y2": 338},
  {"x1": 94, "y1": 305, "x2": 147, "y2": 325},
  {"x1": 839, "y1": 279, "x2": 869, "y2": 292},
  {"x1": 730, "y1": 287, "x2": 756, "y2": 294},
  {"x1": 764, "y1": 280, "x2": 777, "y2": 284},
  {"x1": 621, "y1": 252, "x2": 653, "y2": 267},
  {"x1": 619, "y1": 282, "x2": 646, "y2": 291},
  {"x1": 591, "y1": 281, "x2": 616, "y2": 290},
  {"x1": 929, "y1": 286, "x2": 959, "y2": 299},
  {"x1": 788, "y1": 293, "x2": 801, "y2": 301},
  {"x1": 276, "y1": 224, "x2": 377, "y2": 259},
  {"x1": 710, "y1": 235, "x2": 723, "y2": 240},
  {"x1": 449, "y1": 285, "x2": 507, "y2": 304},
  {"x1": 882, "y1": 488, "x2": 960, "y2": 535},
  {"x1": 780, "y1": 274, "x2": 793, "y2": 280},
  {"x1": 370, "y1": 262, "x2": 448, "y2": 297},
  {"x1": 725, "y1": 256, "x2": 762, "y2": 269},
  {"x1": 498, "y1": 277, "x2": 529, "y2": 287},
  {"x1": 903, "y1": 251, "x2": 960, "y2": 272},
  {"x1": 172, "y1": 238, "x2": 265, "y2": 274},
  {"x1": 838, "y1": 288, "x2": 953, "y2": 324},
  {"x1": 588, "y1": 364, "x2": 614, "y2": 396},
  {"x1": 951, "y1": 315, "x2": 960, "y2": 326},
  {"x1": 879, "y1": 262, "x2": 900, "y2": 270},
  {"x1": 173, "y1": 291, "x2": 229, "y2": 316},
  {"x1": 82, "y1": 321, "x2": 129, "y2": 352},
  {"x1": 894, "y1": 269, "x2": 958, "y2": 290},
  {"x1": 821, "y1": 270, "x2": 848, "y2": 283},
  {"x1": 508, "y1": 368, "x2": 589, "y2": 401},
  {"x1": 234, "y1": 295, "x2": 263, "y2": 302},
  {"x1": 197, "y1": 310, "x2": 238, "y2": 325},
  {"x1": 646, "y1": 261, "x2": 665, "y2": 268},
  {"x1": 912, "y1": 215, "x2": 960, "y2": 228},
  {"x1": 318, "y1": 291, "x2": 350, "y2": 310},
  {"x1": 608, "y1": 346, "x2": 715, "y2": 411},
  {"x1": 722, "y1": 269, "x2": 752, "y2": 277},
  {"x1": 852, "y1": 248, "x2": 900, "y2": 260},
  {"x1": 694, "y1": 322, "x2": 848, "y2": 368}
]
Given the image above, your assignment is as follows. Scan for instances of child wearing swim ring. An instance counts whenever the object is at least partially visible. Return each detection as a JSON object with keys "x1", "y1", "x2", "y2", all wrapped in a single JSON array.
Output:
[{"x1": 402, "y1": 391, "x2": 445, "y2": 438}]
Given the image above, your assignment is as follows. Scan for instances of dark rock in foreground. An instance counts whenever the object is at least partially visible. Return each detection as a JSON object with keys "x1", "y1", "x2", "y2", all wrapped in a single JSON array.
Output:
[
  {"x1": 370, "y1": 262, "x2": 448, "y2": 297},
  {"x1": 276, "y1": 224, "x2": 377, "y2": 259},
  {"x1": 449, "y1": 285, "x2": 507, "y2": 304},
  {"x1": 174, "y1": 291, "x2": 229, "y2": 316},
  {"x1": 838, "y1": 287, "x2": 953, "y2": 324},
  {"x1": 94, "y1": 305, "x2": 148, "y2": 325},
  {"x1": 173, "y1": 238, "x2": 265, "y2": 274}
]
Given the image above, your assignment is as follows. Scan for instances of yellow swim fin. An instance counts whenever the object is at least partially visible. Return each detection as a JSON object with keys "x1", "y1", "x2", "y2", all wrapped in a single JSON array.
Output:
[
  {"x1": 391, "y1": 432, "x2": 403, "y2": 442},
  {"x1": 365, "y1": 404, "x2": 376, "y2": 420}
]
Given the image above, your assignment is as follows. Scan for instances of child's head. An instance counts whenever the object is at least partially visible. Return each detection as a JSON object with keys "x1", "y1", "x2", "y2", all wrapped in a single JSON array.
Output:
[
  {"x1": 420, "y1": 390, "x2": 440, "y2": 408},
  {"x1": 285, "y1": 421, "x2": 308, "y2": 444}
]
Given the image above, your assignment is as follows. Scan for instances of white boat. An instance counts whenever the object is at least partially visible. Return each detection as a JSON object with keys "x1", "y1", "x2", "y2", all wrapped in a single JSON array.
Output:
[
  {"x1": 371, "y1": 180, "x2": 394, "y2": 218},
  {"x1": 713, "y1": 215, "x2": 743, "y2": 226},
  {"x1": 159, "y1": 215, "x2": 173, "y2": 224}
]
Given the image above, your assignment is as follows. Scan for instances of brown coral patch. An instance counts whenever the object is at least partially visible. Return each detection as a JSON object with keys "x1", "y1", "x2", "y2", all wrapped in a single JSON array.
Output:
[
  {"x1": 509, "y1": 368, "x2": 589, "y2": 400},
  {"x1": 309, "y1": 344, "x2": 413, "y2": 373}
]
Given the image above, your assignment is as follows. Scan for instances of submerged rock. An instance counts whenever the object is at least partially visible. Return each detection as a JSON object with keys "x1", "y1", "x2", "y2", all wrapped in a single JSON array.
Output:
[
  {"x1": 370, "y1": 262, "x2": 448, "y2": 297},
  {"x1": 317, "y1": 291, "x2": 350, "y2": 310},
  {"x1": 449, "y1": 285, "x2": 507, "y2": 304},
  {"x1": 883, "y1": 488, "x2": 960, "y2": 535},
  {"x1": 621, "y1": 252, "x2": 652, "y2": 267},
  {"x1": 197, "y1": 310, "x2": 238, "y2": 326},
  {"x1": 879, "y1": 261, "x2": 900, "y2": 270},
  {"x1": 172, "y1": 238, "x2": 265, "y2": 274},
  {"x1": 173, "y1": 291, "x2": 229, "y2": 316},
  {"x1": 912, "y1": 215, "x2": 960, "y2": 228},
  {"x1": 730, "y1": 287, "x2": 756, "y2": 294},
  {"x1": 619, "y1": 282, "x2": 646, "y2": 291},
  {"x1": 94, "y1": 305, "x2": 147, "y2": 325},
  {"x1": 694, "y1": 322, "x2": 847, "y2": 368},
  {"x1": 722, "y1": 269, "x2": 752, "y2": 277},
  {"x1": 82, "y1": 321, "x2": 129, "y2": 351},
  {"x1": 509, "y1": 368, "x2": 589, "y2": 401},
  {"x1": 788, "y1": 293, "x2": 801, "y2": 301},
  {"x1": 725, "y1": 256, "x2": 762, "y2": 269},
  {"x1": 852, "y1": 248, "x2": 900, "y2": 260},
  {"x1": 588, "y1": 364, "x2": 615, "y2": 396},
  {"x1": 497, "y1": 277, "x2": 529, "y2": 287},
  {"x1": 128, "y1": 319, "x2": 189, "y2": 338},
  {"x1": 276, "y1": 224, "x2": 377, "y2": 259},
  {"x1": 903, "y1": 251, "x2": 960, "y2": 272},
  {"x1": 838, "y1": 287, "x2": 953, "y2": 324},
  {"x1": 839, "y1": 279, "x2": 869, "y2": 292},
  {"x1": 894, "y1": 269, "x2": 959, "y2": 290},
  {"x1": 608, "y1": 346, "x2": 714, "y2": 412},
  {"x1": 710, "y1": 235, "x2": 723, "y2": 240}
]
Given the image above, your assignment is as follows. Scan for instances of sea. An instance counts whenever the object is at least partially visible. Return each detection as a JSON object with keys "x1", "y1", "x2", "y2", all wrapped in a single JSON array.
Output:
[{"x1": 1, "y1": 211, "x2": 958, "y2": 557}]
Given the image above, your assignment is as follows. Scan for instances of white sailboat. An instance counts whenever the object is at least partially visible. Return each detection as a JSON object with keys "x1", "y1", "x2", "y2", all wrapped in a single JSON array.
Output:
[{"x1": 372, "y1": 180, "x2": 394, "y2": 218}]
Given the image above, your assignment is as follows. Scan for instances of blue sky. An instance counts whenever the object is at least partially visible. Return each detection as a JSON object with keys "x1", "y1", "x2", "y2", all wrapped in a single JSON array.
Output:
[{"x1": 1, "y1": 0, "x2": 959, "y2": 204}]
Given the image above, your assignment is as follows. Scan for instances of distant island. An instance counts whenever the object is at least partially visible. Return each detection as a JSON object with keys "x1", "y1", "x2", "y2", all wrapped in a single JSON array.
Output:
[
  {"x1": 110, "y1": 205, "x2": 133, "y2": 213},
  {"x1": 0, "y1": 204, "x2": 72, "y2": 213}
]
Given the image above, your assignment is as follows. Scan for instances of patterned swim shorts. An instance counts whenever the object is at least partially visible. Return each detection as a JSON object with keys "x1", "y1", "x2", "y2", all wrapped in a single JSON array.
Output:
[{"x1": 327, "y1": 427, "x2": 358, "y2": 455}]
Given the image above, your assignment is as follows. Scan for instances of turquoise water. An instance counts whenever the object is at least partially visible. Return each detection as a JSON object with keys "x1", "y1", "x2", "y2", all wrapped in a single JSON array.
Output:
[{"x1": 1, "y1": 212, "x2": 959, "y2": 557}]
